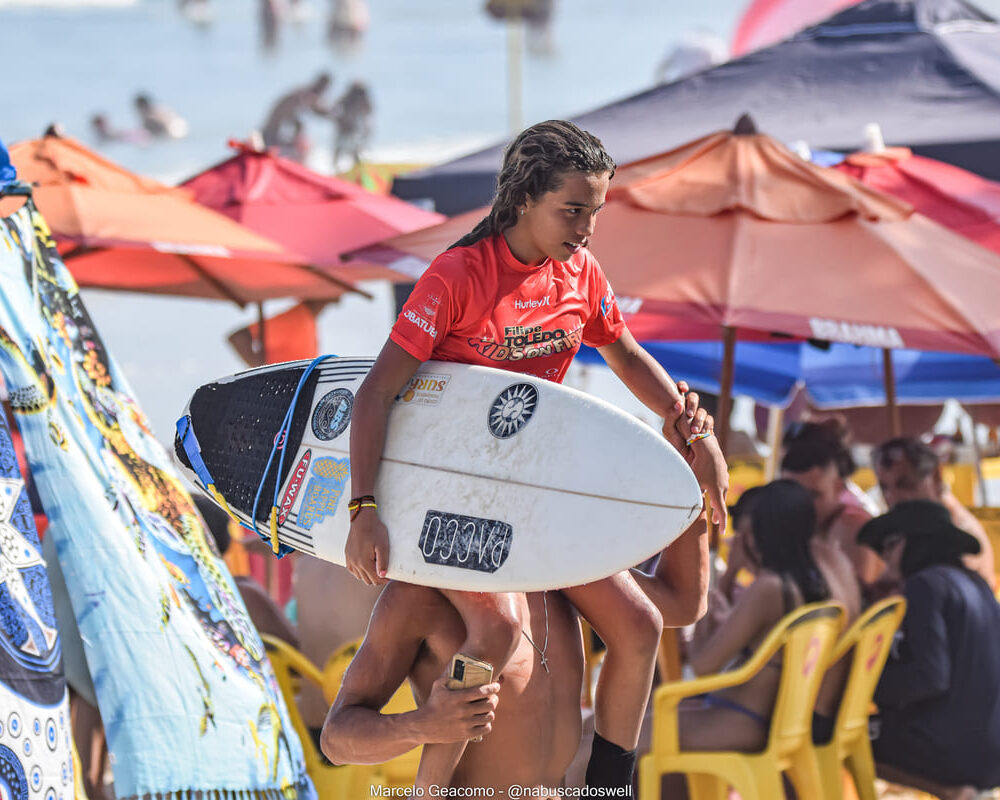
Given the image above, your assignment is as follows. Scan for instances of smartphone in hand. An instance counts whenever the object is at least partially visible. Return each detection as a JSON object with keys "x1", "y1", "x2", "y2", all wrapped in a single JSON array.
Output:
[{"x1": 446, "y1": 653, "x2": 494, "y2": 742}]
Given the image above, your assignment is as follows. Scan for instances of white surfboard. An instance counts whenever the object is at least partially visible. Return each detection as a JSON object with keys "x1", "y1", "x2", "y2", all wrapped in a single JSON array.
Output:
[{"x1": 175, "y1": 357, "x2": 702, "y2": 592}]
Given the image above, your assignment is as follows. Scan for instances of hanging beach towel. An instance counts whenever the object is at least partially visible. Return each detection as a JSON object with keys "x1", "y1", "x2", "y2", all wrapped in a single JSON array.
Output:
[
  {"x1": 0, "y1": 197, "x2": 314, "y2": 800},
  {"x1": 0, "y1": 404, "x2": 76, "y2": 800}
]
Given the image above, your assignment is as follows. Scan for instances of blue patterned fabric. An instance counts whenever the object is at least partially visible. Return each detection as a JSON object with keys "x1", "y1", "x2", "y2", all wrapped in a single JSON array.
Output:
[
  {"x1": 0, "y1": 138, "x2": 15, "y2": 189},
  {"x1": 0, "y1": 407, "x2": 74, "y2": 800},
  {"x1": 0, "y1": 202, "x2": 314, "y2": 800}
]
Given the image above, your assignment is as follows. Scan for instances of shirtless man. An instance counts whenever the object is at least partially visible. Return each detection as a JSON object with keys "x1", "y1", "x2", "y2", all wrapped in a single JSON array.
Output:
[
  {"x1": 322, "y1": 512, "x2": 709, "y2": 792},
  {"x1": 781, "y1": 424, "x2": 883, "y2": 593},
  {"x1": 260, "y1": 73, "x2": 332, "y2": 151},
  {"x1": 873, "y1": 436, "x2": 995, "y2": 589},
  {"x1": 321, "y1": 585, "x2": 583, "y2": 795}
]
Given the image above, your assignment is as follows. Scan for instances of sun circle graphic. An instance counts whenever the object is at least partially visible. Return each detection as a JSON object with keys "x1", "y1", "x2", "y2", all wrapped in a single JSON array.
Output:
[{"x1": 488, "y1": 383, "x2": 538, "y2": 439}]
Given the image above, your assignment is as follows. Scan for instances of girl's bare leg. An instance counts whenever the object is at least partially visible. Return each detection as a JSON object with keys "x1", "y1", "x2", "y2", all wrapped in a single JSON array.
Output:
[
  {"x1": 564, "y1": 572, "x2": 662, "y2": 750},
  {"x1": 413, "y1": 589, "x2": 521, "y2": 789}
]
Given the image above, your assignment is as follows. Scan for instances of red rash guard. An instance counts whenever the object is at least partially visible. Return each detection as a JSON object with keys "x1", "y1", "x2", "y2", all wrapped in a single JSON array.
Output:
[{"x1": 390, "y1": 233, "x2": 625, "y2": 383}]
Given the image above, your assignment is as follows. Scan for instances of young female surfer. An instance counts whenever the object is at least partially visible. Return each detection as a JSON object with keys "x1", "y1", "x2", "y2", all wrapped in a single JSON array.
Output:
[{"x1": 345, "y1": 120, "x2": 729, "y2": 788}]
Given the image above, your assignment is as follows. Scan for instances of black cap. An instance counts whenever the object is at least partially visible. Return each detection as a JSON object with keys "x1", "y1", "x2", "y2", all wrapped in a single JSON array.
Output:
[{"x1": 857, "y1": 499, "x2": 980, "y2": 556}]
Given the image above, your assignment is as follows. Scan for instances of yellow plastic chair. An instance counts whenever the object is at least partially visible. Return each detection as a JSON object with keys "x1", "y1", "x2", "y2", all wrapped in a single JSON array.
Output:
[
  {"x1": 262, "y1": 634, "x2": 386, "y2": 798},
  {"x1": 319, "y1": 638, "x2": 422, "y2": 791},
  {"x1": 970, "y1": 506, "x2": 1000, "y2": 597},
  {"x1": 816, "y1": 597, "x2": 907, "y2": 800},
  {"x1": 942, "y1": 463, "x2": 976, "y2": 506},
  {"x1": 850, "y1": 467, "x2": 878, "y2": 494},
  {"x1": 70, "y1": 734, "x2": 88, "y2": 800},
  {"x1": 639, "y1": 601, "x2": 845, "y2": 800}
]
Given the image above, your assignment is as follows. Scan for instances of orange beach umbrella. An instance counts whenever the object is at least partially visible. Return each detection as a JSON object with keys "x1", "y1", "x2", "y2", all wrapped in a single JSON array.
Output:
[
  {"x1": 351, "y1": 118, "x2": 1000, "y2": 446},
  {"x1": 350, "y1": 122, "x2": 1000, "y2": 357},
  {"x1": 8, "y1": 134, "x2": 360, "y2": 306}
]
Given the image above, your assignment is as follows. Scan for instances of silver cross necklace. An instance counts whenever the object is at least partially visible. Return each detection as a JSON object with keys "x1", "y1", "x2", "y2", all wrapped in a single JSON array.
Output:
[{"x1": 520, "y1": 591, "x2": 550, "y2": 674}]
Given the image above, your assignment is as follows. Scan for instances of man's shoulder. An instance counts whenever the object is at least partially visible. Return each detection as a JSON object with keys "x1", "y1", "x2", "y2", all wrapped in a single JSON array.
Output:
[
  {"x1": 946, "y1": 494, "x2": 989, "y2": 536},
  {"x1": 832, "y1": 504, "x2": 871, "y2": 537},
  {"x1": 906, "y1": 564, "x2": 965, "y2": 598}
]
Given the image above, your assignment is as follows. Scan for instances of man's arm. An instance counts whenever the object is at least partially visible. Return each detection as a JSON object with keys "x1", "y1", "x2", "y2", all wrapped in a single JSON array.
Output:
[
  {"x1": 631, "y1": 512, "x2": 710, "y2": 626},
  {"x1": 874, "y1": 573, "x2": 951, "y2": 709},
  {"x1": 321, "y1": 587, "x2": 500, "y2": 765}
]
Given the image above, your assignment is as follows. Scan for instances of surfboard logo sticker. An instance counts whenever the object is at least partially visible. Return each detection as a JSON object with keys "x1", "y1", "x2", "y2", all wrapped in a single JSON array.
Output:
[
  {"x1": 419, "y1": 510, "x2": 512, "y2": 573},
  {"x1": 397, "y1": 373, "x2": 450, "y2": 406},
  {"x1": 488, "y1": 383, "x2": 538, "y2": 439},
  {"x1": 276, "y1": 449, "x2": 311, "y2": 525},
  {"x1": 312, "y1": 388, "x2": 354, "y2": 440},
  {"x1": 298, "y1": 456, "x2": 350, "y2": 530}
]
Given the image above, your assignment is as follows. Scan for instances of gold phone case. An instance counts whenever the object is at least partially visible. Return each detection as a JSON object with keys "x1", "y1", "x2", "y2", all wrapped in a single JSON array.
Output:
[
  {"x1": 446, "y1": 653, "x2": 494, "y2": 742},
  {"x1": 446, "y1": 653, "x2": 494, "y2": 689}
]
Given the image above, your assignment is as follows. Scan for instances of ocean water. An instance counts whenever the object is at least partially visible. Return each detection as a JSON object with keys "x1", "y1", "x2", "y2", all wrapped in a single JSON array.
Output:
[
  {"x1": 3, "y1": 0, "x2": 999, "y2": 440},
  {"x1": 1, "y1": 0, "x2": 752, "y2": 181}
]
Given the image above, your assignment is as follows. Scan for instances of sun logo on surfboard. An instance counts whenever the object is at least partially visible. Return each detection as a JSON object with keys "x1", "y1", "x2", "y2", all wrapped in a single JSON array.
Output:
[{"x1": 488, "y1": 383, "x2": 538, "y2": 439}]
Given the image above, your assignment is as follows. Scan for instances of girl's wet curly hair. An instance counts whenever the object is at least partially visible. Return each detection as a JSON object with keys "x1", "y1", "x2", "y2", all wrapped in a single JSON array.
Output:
[{"x1": 449, "y1": 120, "x2": 615, "y2": 250}]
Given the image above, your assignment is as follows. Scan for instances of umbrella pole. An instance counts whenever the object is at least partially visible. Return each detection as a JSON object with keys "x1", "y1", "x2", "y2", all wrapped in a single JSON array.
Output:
[
  {"x1": 255, "y1": 302, "x2": 267, "y2": 367},
  {"x1": 718, "y1": 326, "x2": 736, "y2": 456},
  {"x1": 965, "y1": 408, "x2": 990, "y2": 506},
  {"x1": 506, "y1": 11, "x2": 524, "y2": 134},
  {"x1": 882, "y1": 348, "x2": 901, "y2": 437}
]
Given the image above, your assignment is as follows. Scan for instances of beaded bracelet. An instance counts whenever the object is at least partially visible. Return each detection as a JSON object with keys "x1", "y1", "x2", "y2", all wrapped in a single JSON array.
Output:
[
  {"x1": 348, "y1": 495, "x2": 377, "y2": 521},
  {"x1": 686, "y1": 431, "x2": 713, "y2": 447}
]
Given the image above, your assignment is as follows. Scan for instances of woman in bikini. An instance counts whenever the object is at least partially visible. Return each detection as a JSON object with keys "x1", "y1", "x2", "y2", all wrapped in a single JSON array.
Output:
[
  {"x1": 681, "y1": 479, "x2": 858, "y2": 753},
  {"x1": 344, "y1": 120, "x2": 729, "y2": 789}
]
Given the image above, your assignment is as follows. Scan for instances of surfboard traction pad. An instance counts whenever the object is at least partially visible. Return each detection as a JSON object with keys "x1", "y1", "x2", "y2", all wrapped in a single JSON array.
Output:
[{"x1": 175, "y1": 365, "x2": 317, "y2": 524}]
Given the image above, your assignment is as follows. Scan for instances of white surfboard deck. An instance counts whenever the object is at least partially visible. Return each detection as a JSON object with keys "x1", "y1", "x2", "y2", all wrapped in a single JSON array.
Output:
[{"x1": 178, "y1": 357, "x2": 703, "y2": 592}]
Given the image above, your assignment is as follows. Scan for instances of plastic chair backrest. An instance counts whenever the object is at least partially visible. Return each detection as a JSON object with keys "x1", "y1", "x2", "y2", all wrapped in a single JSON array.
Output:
[
  {"x1": 970, "y1": 506, "x2": 1000, "y2": 590},
  {"x1": 829, "y1": 596, "x2": 906, "y2": 746},
  {"x1": 321, "y1": 639, "x2": 362, "y2": 704},
  {"x1": 321, "y1": 637, "x2": 418, "y2": 715},
  {"x1": 261, "y1": 634, "x2": 385, "y2": 797},
  {"x1": 768, "y1": 602, "x2": 845, "y2": 759}
]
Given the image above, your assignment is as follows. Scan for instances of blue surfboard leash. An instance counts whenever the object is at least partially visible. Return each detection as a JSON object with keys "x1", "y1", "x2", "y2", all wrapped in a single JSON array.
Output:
[{"x1": 177, "y1": 354, "x2": 337, "y2": 559}]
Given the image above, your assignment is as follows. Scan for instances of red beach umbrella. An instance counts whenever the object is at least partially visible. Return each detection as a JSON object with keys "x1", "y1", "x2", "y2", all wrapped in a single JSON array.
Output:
[
  {"x1": 731, "y1": 0, "x2": 863, "y2": 56},
  {"x1": 181, "y1": 141, "x2": 446, "y2": 282},
  {"x1": 834, "y1": 147, "x2": 1000, "y2": 256}
]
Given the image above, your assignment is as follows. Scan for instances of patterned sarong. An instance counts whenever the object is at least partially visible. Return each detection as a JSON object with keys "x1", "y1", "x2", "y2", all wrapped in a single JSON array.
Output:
[
  {"x1": 0, "y1": 200, "x2": 314, "y2": 800},
  {"x1": 0, "y1": 407, "x2": 75, "y2": 800}
]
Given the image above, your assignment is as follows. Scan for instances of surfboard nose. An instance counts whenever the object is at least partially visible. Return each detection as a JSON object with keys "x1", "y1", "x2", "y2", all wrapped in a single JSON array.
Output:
[{"x1": 174, "y1": 365, "x2": 320, "y2": 523}]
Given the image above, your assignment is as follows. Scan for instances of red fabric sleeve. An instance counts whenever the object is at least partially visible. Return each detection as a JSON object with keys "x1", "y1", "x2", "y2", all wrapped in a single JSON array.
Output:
[
  {"x1": 389, "y1": 263, "x2": 455, "y2": 362},
  {"x1": 582, "y1": 256, "x2": 625, "y2": 348}
]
